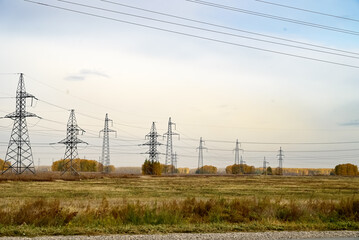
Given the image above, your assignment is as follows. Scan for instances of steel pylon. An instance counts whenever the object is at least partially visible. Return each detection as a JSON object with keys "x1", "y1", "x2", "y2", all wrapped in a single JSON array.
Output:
[
  {"x1": 142, "y1": 122, "x2": 162, "y2": 162},
  {"x1": 277, "y1": 147, "x2": 284, "y2": 175},
  {"x1": 234, "y1": 139, "x2": 243, "y2": 165},
  {"x1": 163, "y1": 117, "x2": 179, "y2": 174},
  {"x1": 263, "y1": 157, "x2": 269, "y2": 175},
  {"x1": 197, "y1": 137, "x2": 207, "y2": 174},
  {"x1": 99, "y1": 113, "x2": 116, "y2": 173},
  {"x1": 2, "y1": 73, "x2": 40, "y2": 174},
  {"x1": 58, "y1": 109, "x2": 87, "y2": 175}
]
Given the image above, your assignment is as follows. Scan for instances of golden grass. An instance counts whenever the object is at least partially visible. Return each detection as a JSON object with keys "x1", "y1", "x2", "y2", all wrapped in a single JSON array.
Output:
[{"x1": 0, "y1": 174, "x2": 358, "y2": 236}]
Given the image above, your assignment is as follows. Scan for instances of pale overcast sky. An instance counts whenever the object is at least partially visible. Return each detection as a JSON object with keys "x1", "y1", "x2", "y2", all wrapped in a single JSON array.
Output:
[{"x1": 1, "y1": 0, "x2": 359, "y2": 169}]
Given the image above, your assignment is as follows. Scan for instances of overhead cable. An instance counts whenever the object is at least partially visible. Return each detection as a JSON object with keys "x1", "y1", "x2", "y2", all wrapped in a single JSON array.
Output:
[
  {"x1": 185, "y1": 0, "x2": 359, "y2": 36},
  {"x1": 24, "y1": 0, "x2": 359, "y2": 69}
]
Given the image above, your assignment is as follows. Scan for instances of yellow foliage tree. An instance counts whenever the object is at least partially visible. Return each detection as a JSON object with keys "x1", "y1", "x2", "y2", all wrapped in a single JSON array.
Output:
[
  {"x1": 226, "y1": 164, "x2": 255, "y2": 174},
  {"x1": 0, "y1": 159, "x2": 10, "y2": 171},
  {"x1": 196, "y1": 165, "x2": 217, "y2": 174},
  {"x1": 177, "y1": 168, "x2": 189, "y2": 174},
  {"x1": 335, "y1": 163, "x2": 358, "y2": 176},
  {"x1": 52, "y1": 159, "x2": 103, "y2": 172},
  {"x1": 142, "y1": 160, "x2": 161, "y2": 175},
  {"x1": 161, "y1": 164, "x2": 177, "y2": 174}
]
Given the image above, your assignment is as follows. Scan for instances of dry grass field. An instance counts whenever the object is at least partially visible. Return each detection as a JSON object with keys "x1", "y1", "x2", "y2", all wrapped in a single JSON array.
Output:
[{"x1": 0, "y1": 174, "x2": 358, "y2": 236}]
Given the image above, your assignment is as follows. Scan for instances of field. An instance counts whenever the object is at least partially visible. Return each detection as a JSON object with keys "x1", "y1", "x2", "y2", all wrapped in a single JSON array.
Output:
[{"x1": 0, "y1": 174, "x2": 358, "y2": 236}]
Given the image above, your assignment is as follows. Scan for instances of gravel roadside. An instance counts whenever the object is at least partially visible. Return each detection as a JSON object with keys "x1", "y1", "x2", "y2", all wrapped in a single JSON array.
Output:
[{"x1": 1, "y1": 231, "x2": 358, "y2": 240}]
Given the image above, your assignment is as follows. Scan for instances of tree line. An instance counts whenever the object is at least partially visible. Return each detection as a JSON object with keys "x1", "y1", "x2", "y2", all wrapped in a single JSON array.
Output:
[{"x1": 0, "y1": 158, "x2": 358, "y2": 176}]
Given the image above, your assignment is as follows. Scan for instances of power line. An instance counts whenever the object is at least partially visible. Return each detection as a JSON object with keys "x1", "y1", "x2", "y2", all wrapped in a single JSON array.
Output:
[
  {"x1": 88, "y1": 0, "x2": 359, "y2": 59},
  {"x1": 53, "y1": 0, "x2": 359, "y2": 60},
  {"x1": 245, "y1": 148, "x2": 359, "y2": 153},
  {"x1": 185, "y1": 0, "x2": 359, "y2": 36},
  {"x1": 24, "y1": 0, "x2": 359, "y2": 69},
  {"x1": 254, "y1": 0, "x2": 359, "y2": 23},
  {"x1": 183, "y1": 138, "x2": 359, "y2": 145},
  {"x1": 38, "y1": 99, "x2": 70, "y2": 111},
  {"x1": 101, "y1": 0, "x2": 359, "y2": 57}
]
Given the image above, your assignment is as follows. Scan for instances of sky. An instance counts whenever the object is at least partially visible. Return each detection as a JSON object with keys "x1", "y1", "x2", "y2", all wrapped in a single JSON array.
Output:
[{"x1": 0, "y1": 0, "x2": 359, "y2": 169}]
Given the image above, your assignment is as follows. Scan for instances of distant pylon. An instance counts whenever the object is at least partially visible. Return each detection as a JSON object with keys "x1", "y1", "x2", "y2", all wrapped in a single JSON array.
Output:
[
  {"x1": 263, "y1": 157, "x2": 269, "y2": 175},
  {"x1": 2, "y1": 73, "x2": 40, "y2": 175},
  {"x1": 99, "y1": 113, "x2": 117, "y2": 173},
  {"x1": 234, "y1": 139, "x2": 242, "y2": 165},
  {"x1": 240, "y1": 155, "x2": 245, "y2": 165},
  {"x1": 142, "y1": 122, "x2": 162, "y2": 162},
  {"x1": 58, "y1": 109, "x2": 87, "y2": 175},
  {"x1": 197, "y1": 137, "x2": 207, "y2": 174},
  {"x1": 163, "y1": 117, "x2": 180, "y2": 174},
  {"x1": 277, "y1": 147, "x2": 284, "y2": 175},
  {"x1": 172, "y1": 152, "x2": 178, "y2": 170}
]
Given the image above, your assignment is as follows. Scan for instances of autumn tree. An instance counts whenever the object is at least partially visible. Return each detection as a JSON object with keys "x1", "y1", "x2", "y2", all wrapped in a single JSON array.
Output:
[
  {"x1": 52, "y1": 159, "x2": 104, "y2": 172},
  {"x1": 0, "y1": 159, "x2": 10, "y2": 171},
  {"x1": 226, "y1": 164, "x2": 255, "y2": 174},
  {"x1": 196, "y1": 165, "x2": 217, "y2": 174},
  {"x1": 334, "y1": 163, "x2": 358, "y2": 176},
  {"x1": 177, "y1": 168, "x2": 190, "y2": 174},
  {"x1": 142, "y1": 160, "x2": 161, "y2": 175},
  {"x1": 161, "y1": 164, "x2": 177, "y2": 174}
]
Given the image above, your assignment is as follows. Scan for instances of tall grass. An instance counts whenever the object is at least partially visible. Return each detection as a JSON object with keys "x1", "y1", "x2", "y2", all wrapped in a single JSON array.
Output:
[
  {"x1": 0, "y1": 197, "x2": 358, "y2": 228},
  {"x1": 0, "y1": 172, "x2": 140, "y2": 182}
]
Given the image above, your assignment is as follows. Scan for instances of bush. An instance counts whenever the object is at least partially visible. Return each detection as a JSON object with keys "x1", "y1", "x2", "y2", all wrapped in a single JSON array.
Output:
[{"x1": 334, "y1": 163, "x2": 358, "y2": 176}]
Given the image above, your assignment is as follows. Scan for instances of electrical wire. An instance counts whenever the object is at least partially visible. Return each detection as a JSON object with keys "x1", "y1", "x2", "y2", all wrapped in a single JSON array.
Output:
[
  {"x1": 101, "y1": 0, "x2": 359, "y2": 57},
  {"x1": 24, "y1": 0, "x2": 359, "y2": 69},
  {"x1": 53, "y1": 0, "x2": 359, "y2": 60},
  {"x1": 185, "y1": 0, "x2": 359, "y2": 36},
  {"x1": 254, "y1": 0, "x2": 359, "y2": 23},
  {"x1": 38, "y1": 99, "x2": 70, "y2": 111},
  {"x1": 181, "y1": 137, "x2": 359, "y2": 145}
]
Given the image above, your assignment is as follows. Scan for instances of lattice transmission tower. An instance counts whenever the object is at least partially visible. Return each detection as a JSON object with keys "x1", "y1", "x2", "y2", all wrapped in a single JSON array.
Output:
[
  {"x1": 197, "y1": 137, "x2": 207, "y2": 174},
  {"x1": 2, "y1": 73, "x2": 40, "y2": 175},
  {"x1": 263, "y1": 157, "x2": 269, "y2": 175},
  {"x1": 163, "y1": 117, "x2": 179, "y2": 174},
  {"x1": 172, "y1": 152, "x2": 178, "y2": 169},
  {"x1": 99, "y1": 113, "x2": 117, "y2": 173},
  {"x1": 57, "y1": 109, "x2": 87, "y2": 175},
  {"x1": 240, "y1": 155, "x2": 245, "y2": 165},
  {"x1": 277, "y1": 147, "x2": 284, "y2": 175},
  {"x1": 142, "y1": 122, "x2": 162, "y2": 162},
  {"x1": 234, "y1": 139, "x2": 243, "y2": 165}
]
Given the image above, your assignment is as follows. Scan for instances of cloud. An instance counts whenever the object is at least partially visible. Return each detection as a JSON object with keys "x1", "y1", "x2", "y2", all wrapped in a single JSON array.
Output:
[
  {"x1": 64, "y1": 69, "x2": 109, "y2": 81},
  {"x1": 339, "y1": 120, "x2": 359, "y2": 126},
  {"x1": 65, "y1": 75, "x2": 85, "y2": 81},
  {"x1": 80, "y1": 69, "x2": 109, "y2": 78}
]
